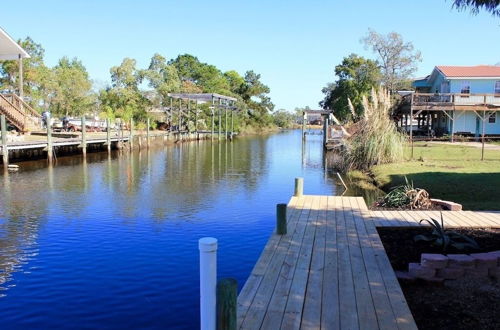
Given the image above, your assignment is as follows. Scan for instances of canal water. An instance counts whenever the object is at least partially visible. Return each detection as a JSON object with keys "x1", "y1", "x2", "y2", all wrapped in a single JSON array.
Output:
[{"x1": 0, "y1": 129, "x2": 344, "y2": 329}]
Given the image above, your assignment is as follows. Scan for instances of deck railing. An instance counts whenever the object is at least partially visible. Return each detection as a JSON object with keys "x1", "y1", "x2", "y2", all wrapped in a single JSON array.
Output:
[
  {"x1": 412, "y1": 93, "x2": 500, "y2": 107},
  {"x1": 4, "y1": 93, "x2": 42, "y2": 118}
]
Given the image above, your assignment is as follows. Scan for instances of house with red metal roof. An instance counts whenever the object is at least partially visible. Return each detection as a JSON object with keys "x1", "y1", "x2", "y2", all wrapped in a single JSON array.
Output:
[{"x1": 399, "y1": 65, "x2": 500, "y2": 138}]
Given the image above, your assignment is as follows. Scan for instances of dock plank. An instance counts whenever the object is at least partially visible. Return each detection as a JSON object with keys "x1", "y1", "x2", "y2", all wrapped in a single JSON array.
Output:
[
  {"x1": 237, "y1": 196, "x2": 306, "y2": 326},
  {"x1": 336, "y1": 197, "x2": 359, "y2": 329},
  {"x1": 236, "y1": 195, "x2": 500, "y2": 330},
  {"x1": 280, "y1": 196, "x2": 321, "y2": 329},
  {"x1": 260, "y1": 196, "x2": 314, "y2": 329},
  {"x1": 300, "y1": 196, "x2": 327, "y2": 329},
  {"x1": 320, "y1": 196, "x2": 340, "y2": 330},
  {"x1": 345, "y1": 197, "x2": 378, "y2": 329},
  {"x1": 351, "y1": 199, "x2": 398, "y2": 330}
]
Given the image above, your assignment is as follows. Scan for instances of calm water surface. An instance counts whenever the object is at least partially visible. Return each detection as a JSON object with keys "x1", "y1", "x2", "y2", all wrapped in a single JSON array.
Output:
[{"x1": 0, "y1": 130, "x2": 343, "y2": 329}]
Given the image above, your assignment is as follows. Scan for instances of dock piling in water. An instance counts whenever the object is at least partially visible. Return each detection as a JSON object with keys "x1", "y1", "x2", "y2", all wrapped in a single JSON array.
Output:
[
  {"x1": 106, "y1": 119, "x2": 111, "y2": 153},
  {"x1": 294, "y1": 177, "x2": 304, "y2": 197},
  {"x1": 47, "y1": 114, "x2": 53, "y2": 162},
  {"x1": 276, "y1": 203, "x2": 287, "y2": 235},
  {"x1": 80, "y1": 116, "x2": 87, "y2": 156},
  {"x1": 129, "y1": 118, "x2": 134, "y2": 150},
  {"x1": 216, "y1": 278, "x2": 237, "y2": 330},
  {"x1": 146, "y1": 117, "x2": 150, "y2": 148},
  {"x1": 1, "y1": 114, "x2": 8, "y2": 165}
]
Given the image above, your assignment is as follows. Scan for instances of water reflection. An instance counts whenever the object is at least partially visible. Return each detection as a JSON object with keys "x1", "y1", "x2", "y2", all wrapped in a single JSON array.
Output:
[{"x1": 0, "y1": 130, "x2": 344, "y2": 328}]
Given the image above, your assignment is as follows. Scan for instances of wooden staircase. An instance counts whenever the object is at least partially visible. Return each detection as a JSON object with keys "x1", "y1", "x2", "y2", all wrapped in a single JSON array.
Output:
[{"x1": 0, "y1": 93, "x2": 41, "y2": 132}]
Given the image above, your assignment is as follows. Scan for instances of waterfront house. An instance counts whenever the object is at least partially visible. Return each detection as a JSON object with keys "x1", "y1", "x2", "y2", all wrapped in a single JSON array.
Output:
[
  {"x1": 0, "y1": 27, "x2": 40, "y2": 132},
  {"x1": 398, "y1": 65, "x2": 500, "y2": 137}
]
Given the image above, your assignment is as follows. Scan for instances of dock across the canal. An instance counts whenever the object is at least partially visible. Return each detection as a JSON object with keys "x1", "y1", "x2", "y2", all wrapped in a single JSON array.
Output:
[{"x1": 237, "y1": 194, "x2": 500, "y2": 329}]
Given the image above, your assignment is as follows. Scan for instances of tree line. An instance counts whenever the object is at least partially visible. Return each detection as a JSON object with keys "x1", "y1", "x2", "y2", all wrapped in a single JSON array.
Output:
[
  {"x1": 320, "y1": 29, "x2": 422, "y2": 123},
  {"x1": 0, "y1": 38, "x2": 277, "y2": 131},
  {"x1": 321, "y1": 0, "x2": 500, "y2": 123}
]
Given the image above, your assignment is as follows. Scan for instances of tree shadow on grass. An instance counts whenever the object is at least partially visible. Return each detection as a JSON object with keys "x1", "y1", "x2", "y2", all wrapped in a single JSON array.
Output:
[{"x1": 383, "y1": 172, "x2": 500, "y2": 211}]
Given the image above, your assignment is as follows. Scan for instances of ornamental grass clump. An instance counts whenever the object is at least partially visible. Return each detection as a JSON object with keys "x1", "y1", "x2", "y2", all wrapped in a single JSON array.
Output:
[
  {"x1": 342, "y1": 88, "x2": 406, "y2": 171},
  {"x1": 377, "y1": 177, "x2": 432, "y2": 209}
]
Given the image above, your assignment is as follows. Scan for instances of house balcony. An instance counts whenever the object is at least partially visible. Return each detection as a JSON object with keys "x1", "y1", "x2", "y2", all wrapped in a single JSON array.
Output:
[{"x1": 411, "y1": 93, "x2": 500, "y2": 111}]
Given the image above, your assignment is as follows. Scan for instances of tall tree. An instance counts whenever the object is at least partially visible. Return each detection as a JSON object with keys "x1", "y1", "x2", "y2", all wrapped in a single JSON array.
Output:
[
  {"x1": 143, "y1": 53, "x2": 181, "y2": 107},
  {"x1": 100, "y1": 58, "x2": 150, "y2": 121},
  {"x1": 224, "y1": 70, "x2": 245, "y2": 95},
  {"x1": 361, "y1": 29, "x2": 422, "y2": 93},
  {"x1": 452, "y1": 0, "x2": 500, "y2": 16},
  {"x1": 239, "y1": 70, "x2": 274, "y2": 124},
  {"x1": 320, "y1": 54, "x2": 381, "y2": 122},
  {"x1": 168, "y1": 54, "x2": 202, "y2": 83},
  {"x1": 168, "y1": 54, "x2": 231, "y2": 94},
  {"x1": 50, "y1": 57, "x2": 93, "y2": 116}
]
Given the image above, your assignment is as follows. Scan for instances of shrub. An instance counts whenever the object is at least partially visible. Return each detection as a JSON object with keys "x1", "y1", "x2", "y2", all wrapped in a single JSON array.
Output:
[
  {"x1": 377, "y1": 177, "x2": 432, "y2": 209},
  {"x1": 341, "y1": 88, "x2": 406, "y2": 171},
  {"x1": 414, "y1": 213, "x2": 480, "y2": 252}
]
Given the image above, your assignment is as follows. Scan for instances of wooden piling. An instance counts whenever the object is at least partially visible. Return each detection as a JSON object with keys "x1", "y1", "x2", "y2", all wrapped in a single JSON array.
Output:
[
  {"x1": 276, "y1": 203, "x2": 287, "y2": 235},
  {"x1": 322, "y1": 115, "x2": 328, "y2": 147},
  {"x1": 129, "y1": 118, "x2": 134, "y2": 150},
  {"x1": 230, "y1": 110, "x2": 234, "y2": 141},
  {"x1": 178, "y1": 98, "x2": 182, "y2": 136},
  {"x1": 302, "y1": 111, "x2": 306, "y2": 140},
  {"x1": 47, "y1": 114, "x2": 53, "y2": 162},
  {"x1": 118, "y1": 119, "x2": 123, "y2": 150},
  {"x1": 218, "y1": 99, "x2": 222, "y2": 141},
  {"x1": 147, "y1": 117, "x2": 150, "y2": 148},
  {"x1": 211, "y1": 96, "x2": 215, "y2": 142},
  {"x1": 195, "y1": 101, "x2": 199, "y2": 140},
  {"x1": 216, "y1": 278, "x2": 237, "y2": 330},
  {"x1": 81, "y1": 116, "x2": 87, "y2": 156},
  {"x1": 481, "y1": 111, "x2": 486, "y2": 161},
  {"x1": 106, "y1": 118, "x2": 111, "y2": 152},
  {"x1": 294, "y1": 177, "x2": 304, "y2": 197},
  {"x1": 225, "y1": 106, "x2": 228, "y2": 140},
  {"x1": 1, "y1": 115, "x2": 8, "y2": 166}
]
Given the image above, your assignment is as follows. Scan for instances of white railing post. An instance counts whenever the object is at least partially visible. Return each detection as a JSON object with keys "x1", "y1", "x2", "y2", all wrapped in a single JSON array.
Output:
[{"x1": 199, "y1": 237, "x2": 218, "y2": 330}]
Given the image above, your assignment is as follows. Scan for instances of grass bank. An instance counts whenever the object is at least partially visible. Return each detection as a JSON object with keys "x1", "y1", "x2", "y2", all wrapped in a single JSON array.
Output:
[
  {"x1": 371, "y1": 142, "x2": 500, "y2": 210},
  {"x1": 237, "y1": 124, "x2": 280, "y2": 136}
]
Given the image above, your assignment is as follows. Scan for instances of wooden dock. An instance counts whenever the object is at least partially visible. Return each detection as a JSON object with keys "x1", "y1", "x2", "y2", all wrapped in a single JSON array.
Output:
[
  {"x1": 4, "y1": 134, "x2": 130, "y2": 150},
  {"x1": 237, "y1": 195, "x2": 500, "y2": 329}
]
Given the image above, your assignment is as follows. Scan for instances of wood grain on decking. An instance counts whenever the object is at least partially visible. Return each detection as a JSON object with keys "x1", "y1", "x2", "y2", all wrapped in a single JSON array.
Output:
[
  {"x1": 238, "y1": 195, "x2": 500, "y2": 329},
  {"x1": 238, "y1": 196, "x2": 418, "y2": 329}
]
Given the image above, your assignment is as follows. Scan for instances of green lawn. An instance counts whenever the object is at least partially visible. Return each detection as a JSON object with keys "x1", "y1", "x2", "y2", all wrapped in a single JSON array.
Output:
[{"x1": 372, "y1": 142, "x2": 500, "y2": 210}]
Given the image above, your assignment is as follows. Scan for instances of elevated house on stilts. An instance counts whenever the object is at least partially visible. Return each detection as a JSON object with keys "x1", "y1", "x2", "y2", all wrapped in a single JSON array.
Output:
[{"x1": 395, "y1": 65, "x2": 500, "y2": 141}]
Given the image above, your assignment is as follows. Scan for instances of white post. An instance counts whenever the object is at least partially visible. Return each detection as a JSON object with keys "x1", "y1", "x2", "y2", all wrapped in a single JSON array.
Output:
[{"x1": 199, "y1": 237, "x2": 218, "y2": 330}]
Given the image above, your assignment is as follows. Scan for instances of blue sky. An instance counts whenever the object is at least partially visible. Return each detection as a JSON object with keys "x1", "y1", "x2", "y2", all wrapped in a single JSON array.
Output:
[{"x1": 2, "y1": 0, "x2": 500, "y2": 110}]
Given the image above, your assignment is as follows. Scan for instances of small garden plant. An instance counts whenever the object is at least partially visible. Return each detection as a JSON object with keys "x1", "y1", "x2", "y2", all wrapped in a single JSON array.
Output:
[{"x1": 414, "y1": 213, "x2": 480, "y2": 253}]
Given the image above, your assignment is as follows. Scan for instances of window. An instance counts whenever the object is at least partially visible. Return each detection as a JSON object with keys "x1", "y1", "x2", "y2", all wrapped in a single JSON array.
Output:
[
  {"x1": 460, "y1": 81, "x2": 470, "y2": 95},
  {"x1": 489, "y1": 112, "x2": 496, "y2": 124},
  {"x1": 495, "y1": 81, "x2": 500, "y2": 95}
]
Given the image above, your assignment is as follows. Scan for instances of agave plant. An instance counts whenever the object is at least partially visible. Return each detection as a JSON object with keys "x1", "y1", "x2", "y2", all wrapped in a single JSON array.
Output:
[{"x1": 414, "y1": 213, "x2": 480, "y2": 252}]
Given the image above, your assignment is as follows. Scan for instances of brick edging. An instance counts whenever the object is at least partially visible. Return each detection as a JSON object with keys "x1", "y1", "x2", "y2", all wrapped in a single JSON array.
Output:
[
  {"x1": 397, "y1": 251, "x2": 500, "y2": 283},
  {"x1": 430, "y1": 198, "x2": 462, "y2": 211}
]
